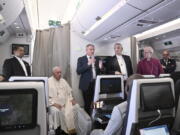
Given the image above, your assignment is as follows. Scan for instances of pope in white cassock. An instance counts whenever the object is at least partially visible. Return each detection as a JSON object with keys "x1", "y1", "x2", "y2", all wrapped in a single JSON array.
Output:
[{"x1": 48, "y1": 66, "x2": 78, "y2": 134}]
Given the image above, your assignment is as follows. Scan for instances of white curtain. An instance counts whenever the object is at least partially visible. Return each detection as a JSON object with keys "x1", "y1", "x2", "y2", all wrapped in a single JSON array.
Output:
[{"x1": 32, "y1": 23, "x2": 71, "y2": 84}]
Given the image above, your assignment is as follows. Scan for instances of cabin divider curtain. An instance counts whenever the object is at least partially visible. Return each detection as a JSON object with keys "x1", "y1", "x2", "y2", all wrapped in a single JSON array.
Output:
[{"x1": 32, "y1": 23, "x2": 71, "y2": 84}]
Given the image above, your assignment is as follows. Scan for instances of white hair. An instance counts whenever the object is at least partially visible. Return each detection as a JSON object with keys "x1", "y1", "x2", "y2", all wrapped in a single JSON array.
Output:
[
  {"x1": 52, "y1": 66, "x2": 61, "y2": 73},
  {"x1": 143, "y1": 46, "x2": 154, "y2": 53}
]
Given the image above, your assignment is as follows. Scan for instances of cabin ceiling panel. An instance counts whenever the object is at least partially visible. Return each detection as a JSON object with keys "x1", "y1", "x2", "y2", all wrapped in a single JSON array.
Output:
[
  {"x1": 8, "y1": 9, "x2": 31, "y2": 36},
  {"x1": 0, "y1": 0, "x2": 24, "y2": 31},
  {"x1": 86, "y1": 4, "x2": 141, "y2": 40},
  {"x1": 75, "y1": 0, "x2": 120, "y2": 30},
  {"x1": 127, "y1": 0, "x2": 165, "y2": 10},
  {"x1": 95, "y1": 0, "x2": 180, "y2": 42}
]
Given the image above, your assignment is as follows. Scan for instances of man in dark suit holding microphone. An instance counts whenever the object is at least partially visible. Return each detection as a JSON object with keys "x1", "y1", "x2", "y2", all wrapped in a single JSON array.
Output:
[{"x1": 76, "y1": 44, "x2": 103, "y2": 114}]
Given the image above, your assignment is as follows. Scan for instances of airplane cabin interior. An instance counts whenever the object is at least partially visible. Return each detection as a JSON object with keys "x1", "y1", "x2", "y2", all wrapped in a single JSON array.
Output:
[{"x1": 0, "y1": 0, "x2": 180, "y2": 135}]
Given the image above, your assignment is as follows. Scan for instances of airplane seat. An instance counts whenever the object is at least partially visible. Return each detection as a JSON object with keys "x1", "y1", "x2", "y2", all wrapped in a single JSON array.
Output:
[
  {"x1": 92, "y1": 75, "x2": 124, "y2": 124},
  {"x1": 175, "y1": 79, "x2": 180, "y2": 110},
  {"x1": 73, "y1": 105, "x2": 92, "y2": 135},
  {"x1": 142, "y1": 75, "x2": 155, "y2": 78},
  {"x1": 0, "y1": 82, "x2": 47, "y2": 135},
  {"x1": 172, "y1": 79, "x2": 180, "y2": 134},
  {"x1": 171, "y1": 71, "x2": 180, "y2": 84},
  {"x1": 122, "y1": 78, "x2": 175, "y2": 135},
  {"x1": 159, "y1": 73, "x2": 171, "y2": 78}
]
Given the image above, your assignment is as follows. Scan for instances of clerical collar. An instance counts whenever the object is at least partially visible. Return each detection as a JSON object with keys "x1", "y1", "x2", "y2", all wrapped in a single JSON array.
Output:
[
  {"x1": 87, "y1": 55, "x2": 94, "y2": 59},
  {"x1": 116, "y1": 55, "x2": 122, "y2": 59}
]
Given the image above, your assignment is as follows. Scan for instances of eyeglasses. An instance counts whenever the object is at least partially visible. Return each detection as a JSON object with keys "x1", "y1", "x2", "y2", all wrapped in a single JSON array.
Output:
[{"x1": 144, "y1": 51, "x2": 152, "y2": 54}]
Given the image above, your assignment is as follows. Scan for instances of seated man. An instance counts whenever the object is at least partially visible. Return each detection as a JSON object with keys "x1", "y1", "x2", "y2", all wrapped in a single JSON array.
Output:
[
  {"x1": 48, "y1": 66, "x2": 78, "y2": 135},
  {"x1": 91, "y1": 74, "x2": 144, "y2": 135}
]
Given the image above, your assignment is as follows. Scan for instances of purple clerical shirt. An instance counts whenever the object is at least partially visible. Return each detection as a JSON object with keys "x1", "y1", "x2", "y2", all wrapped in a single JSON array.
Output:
[{"x1": 137, "y1": 58, "x2": 164, "y2": 76}]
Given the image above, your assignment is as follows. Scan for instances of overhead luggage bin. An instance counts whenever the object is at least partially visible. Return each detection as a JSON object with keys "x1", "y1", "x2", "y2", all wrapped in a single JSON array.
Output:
[{"x1": 71, "y1": 0, "x2": 180, "y2": 42}]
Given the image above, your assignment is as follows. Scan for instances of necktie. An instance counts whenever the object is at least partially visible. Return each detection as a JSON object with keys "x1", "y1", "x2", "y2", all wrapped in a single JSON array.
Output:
[{"x1": 90, "y1": 56, "x2": 96, "y2": 79}]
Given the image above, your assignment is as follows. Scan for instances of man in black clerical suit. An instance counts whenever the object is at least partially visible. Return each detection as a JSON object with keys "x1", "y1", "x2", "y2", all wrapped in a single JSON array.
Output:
[
  {"x1": 160, "y1": 50, "x2": 176, "y2": 74},
  {"x1": 76, "y1": 44, "x2": 103, "y2": 114},
  {"x1": 107, "y1": 43, "x2": 133, "y2": 78},
  {"x1": 3, "y1": 46, "x2": 31, "y2": 81}
]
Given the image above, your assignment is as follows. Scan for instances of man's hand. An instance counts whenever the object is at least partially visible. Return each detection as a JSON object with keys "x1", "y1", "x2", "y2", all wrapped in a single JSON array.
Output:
[
  {"x1": 53, "y1": 103, "x2": 64, "y2": 110},
  {"x1": 115, "y1": 71, "x2": 122, "y2": 75},
  {"x1": 71, "y1": 99, "x2": 77, "y2": 105},
  {"x1": 162, "y1": 65, "x2": 166, "y2": 69},
  {"x1": 99, "y1": 60, "x2": 103, "y2": 69},
  {"x1": 88, "y1": 57, "x2": 96, "y2": 65}
]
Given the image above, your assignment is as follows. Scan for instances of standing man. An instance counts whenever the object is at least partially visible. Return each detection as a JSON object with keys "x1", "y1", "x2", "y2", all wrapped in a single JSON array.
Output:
[
  {"x1": 107, "y1": 43, "x2": 133, "y2": 78},
  {"x1": 137, "y1": 46, "x2": 164, "y2": 76},
  {"x1": 3, "y1": 46, "x2": 31, "y2": 81},
  {"x1": 76, "y1": 44, "x2": 103, "y2": 114},
  {"x1": 160, "y1": 50, "x2": 176, "y2": 73}
]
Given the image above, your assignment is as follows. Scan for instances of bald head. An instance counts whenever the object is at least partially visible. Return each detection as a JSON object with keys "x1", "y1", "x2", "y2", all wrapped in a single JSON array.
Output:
[
  {"x1": 162, "y1": 50, "x2": 170, "y2": 60},
  {"x1": 52, "y1": 66, "x2": 62, "y2": 80},
  {"x1": 114, "y1": 43, "x2": 123, "y2": 55}
]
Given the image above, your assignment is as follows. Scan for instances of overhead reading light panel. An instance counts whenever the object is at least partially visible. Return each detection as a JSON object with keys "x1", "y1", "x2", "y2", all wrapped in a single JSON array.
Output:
[
  {"x1": 0, "y1": 14, "x2": 5, "y2": 24},
  {"x1": 84, "y1": 0, "x2": 127, "y2": 36}
]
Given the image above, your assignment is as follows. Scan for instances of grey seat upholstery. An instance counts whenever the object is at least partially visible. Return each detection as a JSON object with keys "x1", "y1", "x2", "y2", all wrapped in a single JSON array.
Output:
[
  {"x1": 0, "y1": 82, "x2": 47, "y2": 135},
  {"x1": 73, "y1": 105, "x2": 92, "y2": 135},
  {"x1": 123, "y1": 78, "x2": 175, "y2": 135}
]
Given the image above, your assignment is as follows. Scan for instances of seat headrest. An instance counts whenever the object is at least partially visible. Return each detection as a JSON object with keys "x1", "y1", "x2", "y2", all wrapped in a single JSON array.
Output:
[{"x1": 140, "y1": 82, "x2": 174, "y2": 112}]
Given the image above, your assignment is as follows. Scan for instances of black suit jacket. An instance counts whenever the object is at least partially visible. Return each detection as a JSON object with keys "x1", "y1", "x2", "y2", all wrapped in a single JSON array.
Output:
[
  {"x1": 107, "y1": 55, "x2": 133, "y2": 77},
  {"x1": 76, "y1": 55, "x2": 102, "y2": 91},
  {"x1": 3, "y1": 57, "x2": 31, "y2": 80},
  {"x1": 160, "y1": 58, "x2": 176, "y2": 73}
]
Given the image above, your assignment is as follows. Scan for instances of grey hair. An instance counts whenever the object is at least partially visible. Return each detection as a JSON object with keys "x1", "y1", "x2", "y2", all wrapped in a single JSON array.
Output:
[
  {"x1": 86, "y1": 44, "x2": 94, "y2": 48},
  {"x1": 114, "y1": 43, "x2": 123, "y2": 48}
]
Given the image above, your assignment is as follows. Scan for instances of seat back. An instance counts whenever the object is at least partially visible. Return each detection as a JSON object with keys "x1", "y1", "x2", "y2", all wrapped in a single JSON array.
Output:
[
  {"x1": 93, "y1": 75, "x2": 124, "y2": 102},
  {"x1": 159, "y1": 74, "x2": 171, "y2": 78},
  {"x1": 0, "y1": 82, "x2": 47, "y2": 135},
  {"x1": 92, "y1": 75, "x2": 124, "y2": 119},
  {"x1": 173, "y1": 80, "x2": 180, "y2": 134},
  {"x1": 171, "y1": 71, "x2": 180, "y2": 84},
  {"x1": 175, "y1": 80, "x2": 180, "y2": 110},
  {"x1": 142, "y1": 75, "x2": 155, "y2": 78},
  {"x1": 9, "y1": 76, "x2": 49, "y2": 107},
  {"x1": 124, "y1": 78, "x2": 175, "y2": 135},
  {"x1": 73, "y1": 105, "x2": 92, "y2": 135}
]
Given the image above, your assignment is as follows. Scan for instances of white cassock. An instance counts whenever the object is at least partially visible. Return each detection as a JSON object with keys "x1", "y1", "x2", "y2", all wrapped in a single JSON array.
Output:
[{"x1": 48, "y1": 76, "x2": 77, "y2": 133}]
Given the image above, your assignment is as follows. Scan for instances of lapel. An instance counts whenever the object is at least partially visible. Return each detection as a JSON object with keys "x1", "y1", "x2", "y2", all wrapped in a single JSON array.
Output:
[
  {"x1": 163, "y1": 59, "x2": 169, "y2": 66},
  {"x1": 83, "y1": 55, "x2": 88, "y2": 64},
  {"x1": 13, "y1": 57, "x2": 26, "y2": 74},
  {"x1": 122, "y1": 55, "x2": 128, "y2": 68},
  {"x1": 114, "y1": 55, "x2": 121, "y2": 72},
  {"x1": 94, "y1": 56, "x2": 99, "y2": 69}
]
